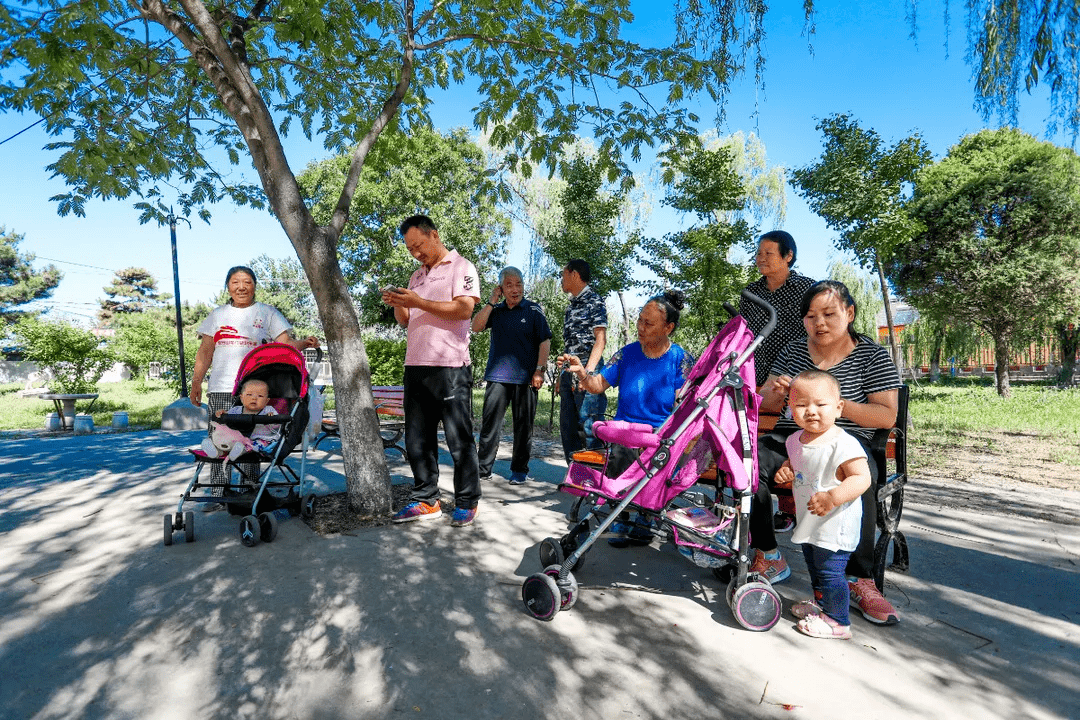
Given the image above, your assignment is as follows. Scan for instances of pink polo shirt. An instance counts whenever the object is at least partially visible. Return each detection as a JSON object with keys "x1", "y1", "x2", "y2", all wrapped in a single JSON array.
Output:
[{"x1": 404, "y1": 249, "x2": 481, "y2": 367}]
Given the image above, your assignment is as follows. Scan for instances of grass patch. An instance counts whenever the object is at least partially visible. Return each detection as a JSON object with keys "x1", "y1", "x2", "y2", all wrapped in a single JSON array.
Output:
[
  {"x1": 0, "y1": 380, "x2": 179, "y2": 431},
  {"x1": 909, "y1": 378, "x2": 1080, "y2": 439},
  {"x1": 472, "y1": 385, "x2": 618, "y2": 437}
]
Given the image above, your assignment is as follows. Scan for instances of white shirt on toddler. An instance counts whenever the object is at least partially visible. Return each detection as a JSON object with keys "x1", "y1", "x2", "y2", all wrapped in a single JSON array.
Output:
[{"x1": 786, "y1": 428, "x2": 868, "y2": 552}]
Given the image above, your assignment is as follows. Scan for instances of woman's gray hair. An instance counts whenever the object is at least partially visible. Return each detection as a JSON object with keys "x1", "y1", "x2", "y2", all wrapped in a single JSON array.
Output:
[{"x1": 499, "y1": 266, "x2": 524, "y2": 284}]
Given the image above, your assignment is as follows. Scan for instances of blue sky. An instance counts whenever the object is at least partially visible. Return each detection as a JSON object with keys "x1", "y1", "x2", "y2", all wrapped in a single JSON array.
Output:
[{"x1": 0, "y1": 0, "x2": 1062, "y2": 324}]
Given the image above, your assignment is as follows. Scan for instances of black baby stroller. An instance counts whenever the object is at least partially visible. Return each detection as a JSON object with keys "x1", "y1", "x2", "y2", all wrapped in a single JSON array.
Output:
[
  {"x1": 164, "y1": 342, "x2": 323, "y2": 548},
  {"x1": 522, "y1": 292, "x2": 780, "y2": 630}
]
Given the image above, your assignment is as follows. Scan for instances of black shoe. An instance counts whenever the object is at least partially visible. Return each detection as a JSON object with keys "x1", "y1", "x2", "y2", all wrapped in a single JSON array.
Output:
[{"x1": 773, "y1": 513, "x2": 796, "y2": 533}]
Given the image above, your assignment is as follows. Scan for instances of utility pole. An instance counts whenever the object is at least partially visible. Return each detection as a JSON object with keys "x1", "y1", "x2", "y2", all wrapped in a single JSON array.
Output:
[{"x1": 168, "y1": 208, "x2": 192, "y2": 398}]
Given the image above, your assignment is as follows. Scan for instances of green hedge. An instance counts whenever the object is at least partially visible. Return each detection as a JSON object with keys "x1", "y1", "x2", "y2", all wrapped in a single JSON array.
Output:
[{"x1": 366, "y1": 337, "x2": 407, "y2": 386}]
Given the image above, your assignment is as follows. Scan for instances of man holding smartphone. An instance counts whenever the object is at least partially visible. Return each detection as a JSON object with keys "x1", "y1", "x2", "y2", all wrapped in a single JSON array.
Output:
[
  {"x1": 381, "y1": 214, "x2": 482, "y2": 527},
  {"x1": 471, "y1": 266, "x2": 552, "y2": 485}
]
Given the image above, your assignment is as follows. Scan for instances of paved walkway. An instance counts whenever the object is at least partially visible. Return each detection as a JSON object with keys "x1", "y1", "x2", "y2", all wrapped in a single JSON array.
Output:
[{"x1": 0, "y1": 429, "x2": 1077, "y2": 719}]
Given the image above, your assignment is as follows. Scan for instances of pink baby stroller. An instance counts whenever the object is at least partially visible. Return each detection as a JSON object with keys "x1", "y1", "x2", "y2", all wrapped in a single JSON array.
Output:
[
  {"x1": 521, "y1": 292, "x2": 780, "y2": 631},
  {"x1": 164, "y1": 342, "x2": 323, "y2": 548}
]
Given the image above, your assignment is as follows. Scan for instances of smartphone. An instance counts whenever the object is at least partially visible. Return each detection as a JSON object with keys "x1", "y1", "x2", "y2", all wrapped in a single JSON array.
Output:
[{"x1": 381, "y1": 285, "x2": 401, "y2": 294}]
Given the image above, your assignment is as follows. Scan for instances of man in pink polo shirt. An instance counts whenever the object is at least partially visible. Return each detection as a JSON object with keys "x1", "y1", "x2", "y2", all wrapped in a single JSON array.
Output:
[{"x1": 381, "y1": 214, "x2": 482, "y2": 527}]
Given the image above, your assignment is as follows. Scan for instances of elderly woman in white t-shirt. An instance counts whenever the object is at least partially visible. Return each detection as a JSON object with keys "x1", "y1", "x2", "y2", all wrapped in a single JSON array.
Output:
[{"x1": 190, "y1": 265, "x2": 318, "y2": 496}]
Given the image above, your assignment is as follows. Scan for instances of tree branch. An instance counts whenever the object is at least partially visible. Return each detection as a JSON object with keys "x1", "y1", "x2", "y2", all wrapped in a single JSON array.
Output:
[
  {"x1": 413, "y1": 0, "x2": 449, "y2": 32},
  {"x1": 325, "y1": 0, "x2": 416, "y2": 237},
  {"x1": 412, "y1": 33, "x2": 563, "y2": 55}
]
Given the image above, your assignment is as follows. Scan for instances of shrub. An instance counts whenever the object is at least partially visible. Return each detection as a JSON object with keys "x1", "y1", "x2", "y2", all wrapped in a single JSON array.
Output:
[
  {"x1": 365, "y1": 337, "x2": 406, "y2": 386},
  {"x1": 14, "y1": 317, "x2": 114, "y2": 393},
  {"x1": 110, "y1": 313, "x2": 197, "y2": 396}
]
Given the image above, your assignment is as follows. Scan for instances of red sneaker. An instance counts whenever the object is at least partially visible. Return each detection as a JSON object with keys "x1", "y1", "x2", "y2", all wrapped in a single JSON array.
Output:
[
  {"x1": 749, "y1": 550, "x2": 791, "y2": 583},
  {"x1": 849, "y1": 578, "x2": 899, "y2": 625}
]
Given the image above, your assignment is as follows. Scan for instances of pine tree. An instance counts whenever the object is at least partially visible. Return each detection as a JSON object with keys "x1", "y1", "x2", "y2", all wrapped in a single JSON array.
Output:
[
  {"x1": 98, "y1": 268, "x2": 167, "y2": 324},
  {"x1": 0, "y1": 227, "x2": 61, "y2": 327}
]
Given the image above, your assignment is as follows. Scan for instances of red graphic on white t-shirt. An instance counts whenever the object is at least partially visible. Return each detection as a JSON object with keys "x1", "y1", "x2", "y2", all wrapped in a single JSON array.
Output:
[{"x1": 214, "y1": 325, "x2": 251, "y2": 344}]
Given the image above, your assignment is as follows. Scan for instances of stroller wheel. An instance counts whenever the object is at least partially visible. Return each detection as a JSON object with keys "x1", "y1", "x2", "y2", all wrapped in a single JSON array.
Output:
[
  {"x1": 728, "y1": 580, "x2": 781, "y2": 632},
  {"x1": 183, "y1": 511, "x2": 196, "y2": 543},
  {"x1": 163, "y1": 514, "x2": 174, "y2": 546},
  {"x1": 539, "y1": 537, "x2": 564, "y2": 568},
  {"x1": 239, "y1": 515, "x2": 260, "y2": 547},
  {"x1": 542, "y1": 565, "x2": 579, "y2": 611},
  {"x1": 300, "y1": 492, "x2": 318, "y2": 520},
  {"x1": 521, "y1": 572, "x2": 561, "y2": 621},
  {"x1": 258, "y1": 512, "x2": 279, "y2": 543},
  {"x1": 564, "y1": 522, "x2": 590, "y2": 572}
]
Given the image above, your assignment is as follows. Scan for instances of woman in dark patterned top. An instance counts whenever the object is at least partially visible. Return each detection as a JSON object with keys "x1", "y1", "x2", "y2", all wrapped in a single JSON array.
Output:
[
  {"x1": 750, "y1": 280, "x2": 904, "y2": 626},
  {"x1": 739, "y1": 231, "x2": 815, "y2": 388}
]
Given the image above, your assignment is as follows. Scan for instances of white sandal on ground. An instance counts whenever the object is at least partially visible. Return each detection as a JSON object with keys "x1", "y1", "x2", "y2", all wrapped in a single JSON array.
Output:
[
  {"x1": 797, "y1": 613, "x2": 853, "y2": 640},
  {"x1": 791, "y1": 599, "x2": 822, "y2": 620}
]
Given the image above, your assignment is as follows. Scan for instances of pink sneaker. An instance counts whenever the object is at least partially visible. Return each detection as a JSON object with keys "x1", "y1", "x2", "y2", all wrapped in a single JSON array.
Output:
[
  {"x1": 849, "y1": 578, "x2": 899, "y2": 625},
  {"x1": 749, "y1": 550, "x2": 791, "y2": 583}
]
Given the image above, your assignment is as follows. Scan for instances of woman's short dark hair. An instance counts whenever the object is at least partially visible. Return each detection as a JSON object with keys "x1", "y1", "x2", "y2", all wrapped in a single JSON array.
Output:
[
  {"x1": 400, "y1": 214, "x2": 438, "y2": 236},
  {"x1": 647, "y1": 289, "x2": 686, "y2": 330},
  {"x1": 759, "y1": 230, "x2": 797, "y2": 267},
  {"x1": 800, "y1": 280, "x2": 859, "y2": 342},
  {"x1": 564, "y1": 259, "x2": 591, "y2": 283}
]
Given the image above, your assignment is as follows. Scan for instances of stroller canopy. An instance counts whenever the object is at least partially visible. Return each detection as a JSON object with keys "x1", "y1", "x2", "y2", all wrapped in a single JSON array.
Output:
[{"x1": 231, "y1": 342, "x2": 311, "y2": 401}]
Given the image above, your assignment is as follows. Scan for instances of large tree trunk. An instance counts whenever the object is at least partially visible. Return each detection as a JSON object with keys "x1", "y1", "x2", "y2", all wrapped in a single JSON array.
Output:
[
  {"x1": 993, "y1": 332, "x2": 1011, "y2": 398},
  {"x1": 144, "y1": 0, "x2": 408, "y2": 519},
  {"x1": 874, "y1": 255, "x2": 901, "y2": 370},
  {"x1": 1056, "y1": 322, "x2": 1079, "y2": 387},
  {"x1": 295, "y1": 228, "x2": 393, "y2": 517}
]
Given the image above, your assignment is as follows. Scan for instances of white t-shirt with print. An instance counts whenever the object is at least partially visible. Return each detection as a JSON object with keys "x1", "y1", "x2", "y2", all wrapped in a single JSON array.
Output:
[
  {"x1": 787, "y1": 427, "x2": 867, "y2": 552},
  {"x1": 197, "y1": 303, "x2": 292, "y2": 392}
]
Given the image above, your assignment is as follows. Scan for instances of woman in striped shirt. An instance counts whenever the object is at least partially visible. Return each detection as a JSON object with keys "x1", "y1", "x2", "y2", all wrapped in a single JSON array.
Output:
[{"x1": 750, "y1": 280, "x2": 903, "y2": 626}]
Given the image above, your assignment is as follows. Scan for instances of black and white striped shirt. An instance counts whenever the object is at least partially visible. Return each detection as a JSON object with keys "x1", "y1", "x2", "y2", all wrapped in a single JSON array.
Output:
[
  {"x1": 740, "y1": 271, "x2": 815, "y2": 387},
  {"x1": 770, "y1": 335, "x2": 902, "y2": 441}
]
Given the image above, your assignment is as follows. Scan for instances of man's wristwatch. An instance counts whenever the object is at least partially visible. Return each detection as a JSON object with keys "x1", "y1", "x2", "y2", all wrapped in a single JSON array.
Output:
[{"x1": 535, "y1": 366, "x2": 545, "y2": 372}]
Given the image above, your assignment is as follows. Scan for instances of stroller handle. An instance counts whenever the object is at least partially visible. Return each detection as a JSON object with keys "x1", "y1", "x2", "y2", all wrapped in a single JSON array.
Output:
[
  {"x1": 728, "y1": 289, "x2": 777, "y2": 373},
  {"x1": 739, "y1": 288, "x2": 778, "y2": 340}
]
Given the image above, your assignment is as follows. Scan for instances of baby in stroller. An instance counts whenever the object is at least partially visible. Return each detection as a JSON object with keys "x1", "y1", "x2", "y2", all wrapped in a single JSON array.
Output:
[
  {"x1": 165, "y1": 342, "x2": 321, "y2": 548},
  {"x1": 219, "y1": 378, "x2": 282, "y2": 454}
]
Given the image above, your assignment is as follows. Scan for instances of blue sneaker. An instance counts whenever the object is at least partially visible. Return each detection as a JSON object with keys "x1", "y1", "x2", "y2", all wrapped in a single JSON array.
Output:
[
  {"x1": 450, "y1": 506, "x2": 477, "y2": 527},
  {"x1": 608, "y1": 517, "x2": 652, "y2": 548},
  {"x1": 391, "y1": 501, "x2": 442, "y2": 524},
  {"x1": 508, "y1": 472, "x2": 528, "y2": 485}
]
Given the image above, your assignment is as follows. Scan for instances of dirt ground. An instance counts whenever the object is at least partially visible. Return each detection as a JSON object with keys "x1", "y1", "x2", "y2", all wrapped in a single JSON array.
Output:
[
  {"x1": 913, "y1": 430, "x2": 1079, "y2": 491},
  {"x1": 909, "y1": 430, "x2": 1080, "y2": 525}
]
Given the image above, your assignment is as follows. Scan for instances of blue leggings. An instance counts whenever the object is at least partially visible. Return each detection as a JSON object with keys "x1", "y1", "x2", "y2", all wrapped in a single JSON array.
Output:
[{"x1": 802, "y1": 544, "x2": 852, "y2": 626}]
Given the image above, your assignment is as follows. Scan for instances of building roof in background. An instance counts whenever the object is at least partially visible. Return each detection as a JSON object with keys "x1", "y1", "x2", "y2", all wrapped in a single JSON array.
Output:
[{"x1": 877, "y1": 301, "x2": 919, "y2": 328}]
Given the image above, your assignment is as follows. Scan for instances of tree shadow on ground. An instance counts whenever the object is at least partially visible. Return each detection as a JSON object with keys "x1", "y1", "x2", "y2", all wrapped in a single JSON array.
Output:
[{"x1": 0, "y1": 431, "x2": 1077, "y2": 719}]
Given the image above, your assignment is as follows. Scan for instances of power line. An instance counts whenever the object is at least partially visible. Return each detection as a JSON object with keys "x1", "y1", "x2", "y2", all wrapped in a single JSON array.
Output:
[
  {"x1": 35, "y1": 256, "x2": 115, "y2": 272},
  {"x1": 0, "y1": 117, "x2": 46, "y2": 146},
  {"x1": 34, "y1": 256, "x2": 221, "y2": 288}
]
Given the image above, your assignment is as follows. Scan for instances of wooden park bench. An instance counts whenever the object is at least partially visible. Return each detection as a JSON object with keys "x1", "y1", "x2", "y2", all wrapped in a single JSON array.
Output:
[{"x1": 314, "y1": 385, "x2": 406, "y2": 456}]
